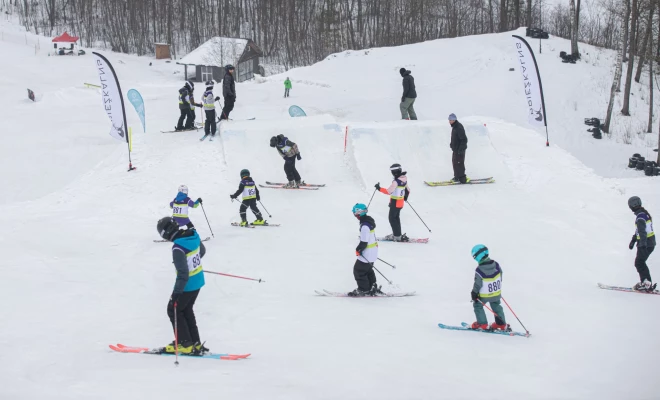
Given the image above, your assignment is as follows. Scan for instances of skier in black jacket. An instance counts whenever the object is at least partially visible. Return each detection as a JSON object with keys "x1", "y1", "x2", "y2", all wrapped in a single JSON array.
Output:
[
  {"x1": 221, "y1": 65, "x2": 236, "y2": 120},
  {"x1": 175, "y1": 81, "x2": 195, "y2": 131},
  {"x1": 449, "y1": 113, "x2": 469, "y2": 183},
  {"x1": 628, "y1": 196, "x2": 656, "y2": 292},
  {"x1": 399, "y1": 68, "x2": 417, "y2": 120}
]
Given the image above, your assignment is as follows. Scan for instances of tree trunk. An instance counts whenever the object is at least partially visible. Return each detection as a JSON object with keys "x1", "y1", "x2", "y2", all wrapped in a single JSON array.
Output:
[
  {"x1": 648, "y1": 43, "x2": 653, "y2": 133},
  {"x1": 621, "y1": 0, "x2": 639, "y2": 116},
  {"x1": 499, "y1": 0, "x2": 507, "y2": 32},
  {"x1": 526, "y1": 0, "x2": 532, "y2": 27},
  {"x1": 622, "y1": 0, "x2": 631, "y2": 64},
  {"x1": 514, "y1": 0, "x2": 520, "y2": 28},
  {"x1": 570, "y1": 0, "x2": 578, "y2": 56},
  {"x1": 489, "y1": 0, "x2": 494, "y2": 33},
  {"x1": 635, "y1": 0, "x2": 654, "y2": 83},
  {"x1": 603, "y1": 10, "x2": 627, "y2": 133}
]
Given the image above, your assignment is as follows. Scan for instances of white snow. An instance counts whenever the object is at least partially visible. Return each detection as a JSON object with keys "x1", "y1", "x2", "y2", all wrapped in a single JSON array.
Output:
[
  {"x1": 1, "y1": 18, "x2": 659, "y2": 400},
  {"x1": 178, "y1": 37, "x2": 249, "y2": 68}
]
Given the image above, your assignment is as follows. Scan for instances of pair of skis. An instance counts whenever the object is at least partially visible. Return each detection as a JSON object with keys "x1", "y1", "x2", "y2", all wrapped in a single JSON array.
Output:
[
  {"x1": 259, "y1": 182, "x2": 325, "y2": 190},
  {"x1": 438, "y1": 322, "x2": 530, "y2": 337},
  {"x1": 161, "y1": 126, "x2": 204, "y2": 133},
  {"x1": 315, "y1": 289, "x2": 416, "y2": 297},
  {"x1": 109, "y1": 344, "x2": 250, "y2": 360},
  {"x1": 424, "y1": 177, "x2": 494, "y2": 187},
  {"x1": 153, "y1": 236, "x2": 211, "y2": 243},
  {"x1": 377, "y1": 236, "x2": 429, "y2": 244},
  {"x1": 230, "y1": 222, "x2": 280, "y2": 228},
  {"x1": 597, "y1": 283, "x2": 660, "y2": 295}
]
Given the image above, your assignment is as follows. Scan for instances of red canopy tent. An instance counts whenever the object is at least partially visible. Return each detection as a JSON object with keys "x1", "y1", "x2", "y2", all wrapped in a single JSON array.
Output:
[{"x1": 52, "y1": 32, "x2": 79, "y2": 43}]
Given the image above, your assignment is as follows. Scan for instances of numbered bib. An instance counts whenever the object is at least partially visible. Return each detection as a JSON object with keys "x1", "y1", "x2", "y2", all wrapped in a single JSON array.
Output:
[{"x1": 479, "y1": 274, "x2": 502, "y2": 298}]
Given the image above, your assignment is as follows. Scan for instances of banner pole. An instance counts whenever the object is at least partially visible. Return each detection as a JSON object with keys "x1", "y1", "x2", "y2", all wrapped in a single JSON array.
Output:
[{"x1": 128, "y1": 127, "x2": 136, "y2": 172}]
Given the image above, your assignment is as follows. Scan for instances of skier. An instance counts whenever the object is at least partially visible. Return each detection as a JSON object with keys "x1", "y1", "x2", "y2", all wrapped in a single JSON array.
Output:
[
  {"x1": 628, "y1": 196, "x2": 656, "y2": 291},
  {"x1": 348, "y1": 203, "x2": 382, "y2": 296},
  {"x1": 188, "y1": 85, "x2": 202, "y2": 128},
  {"x1": 202, "y1": 80, "x2": 220, "y2": 138},
  {"x1": 374, "y1": 163, "x2": 410, "y2": 242},
  {"x1": 221, "y1": 65, "x2": 236, "y2": 120},
  {"x1": 269, "y1": 134, "x2": 302, "y2": 188},
  {"x1": 175, "y1": 80, "x2": 195, "y2": 131},
  {"x1": 284, "y1": 77, "x2": 292, "y2": 98},
  {"x1": 469, "y1": 244, "x2": 508, "y2": 331},
  {"x1": 170, "y1": 185, "x2": 202, "y2": 229},
  {"x1": 156, "y1": 216, "x2": 208, "y2": 355},
  {"x1": 449, "y1": 113, "x2": 469, "y2": 183},
  {"x1": 399, "y1": 68, "x2": 417, "y2": 120},
  {"x1": 230, "y1": 169, "x2": 265, "y2": 226}
]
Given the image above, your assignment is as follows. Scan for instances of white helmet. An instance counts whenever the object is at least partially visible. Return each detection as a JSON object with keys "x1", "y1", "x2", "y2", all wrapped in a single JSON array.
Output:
[{"x1": 178, "y1": 184, "x2": 188, "y2": 194}]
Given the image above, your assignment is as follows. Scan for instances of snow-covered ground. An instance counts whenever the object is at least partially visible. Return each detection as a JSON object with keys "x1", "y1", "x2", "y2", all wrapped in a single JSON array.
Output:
[{"x1": 1, "y1": 18, "x2": 659, "y2": 400}]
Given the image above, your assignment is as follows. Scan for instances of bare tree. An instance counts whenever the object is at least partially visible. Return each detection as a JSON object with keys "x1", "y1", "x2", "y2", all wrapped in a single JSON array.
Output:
[
  {"x1": 603, "y1": 8, "x2": 627, "y2": 133},
  {"x1": 621, "y1": 0, "x2": 639, "y2": 116},
  {"x1": 500, "y1": 0, "x2": 508, "y2": 31}
]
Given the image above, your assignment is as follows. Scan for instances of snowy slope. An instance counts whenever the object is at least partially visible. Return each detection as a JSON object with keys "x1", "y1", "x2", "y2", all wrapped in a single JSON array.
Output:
[{"x1": 1, "y1": 19, "x2": 660, "y2": 400}]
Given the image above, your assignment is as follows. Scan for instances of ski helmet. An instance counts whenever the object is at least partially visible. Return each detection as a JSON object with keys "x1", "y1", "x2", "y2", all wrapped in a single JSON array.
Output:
[
  {"x1": 240, "y1": 169, "x2": 250, "y2": 178},
  {"x1": 390, "y1": 163, "x2": 403, "y2": 177},
  {"x1": 226, "y1": 64, "x2": 235, "y2": 71},
  {"x1": 352, "y1": 203, "x2": 368, "y2": 217},
  {"x1": 628, "y1": 196, "x2": 642, "y2": 210},
  {"x1": 471, "y1": 244, "x2": 489, "y2": 263},
  {"x1": 185, "y1": 80, "x2": 194, "y2": 90},
  {"x1": 178, "y1": 184, "x2": 188, "y2": 195},
  {"x1": 269, "y1": 136, "x2": 278, "y2": 147},
  {"x1": 157, "y1": 216, "x2": 179, "y2": 241}
]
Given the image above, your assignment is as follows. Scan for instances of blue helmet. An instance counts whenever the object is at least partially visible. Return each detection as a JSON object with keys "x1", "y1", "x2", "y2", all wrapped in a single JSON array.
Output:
[
  {"x1": 471, "y1": 244, "x2": 489, "y2": 263},
  {"x1": 352, "y1": 203, "x2": 368, "y2": 217}
]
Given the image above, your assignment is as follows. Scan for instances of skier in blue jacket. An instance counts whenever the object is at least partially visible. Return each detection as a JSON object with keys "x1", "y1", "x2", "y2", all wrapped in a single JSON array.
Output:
[{"x1": 470, "y1": 244, "x2": 509, "y2": 331}]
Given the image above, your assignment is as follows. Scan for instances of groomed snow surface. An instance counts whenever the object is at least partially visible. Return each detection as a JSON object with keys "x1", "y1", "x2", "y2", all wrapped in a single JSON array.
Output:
[{"x1": 1, "y1": 20, "x2": 659, "y2": 400}]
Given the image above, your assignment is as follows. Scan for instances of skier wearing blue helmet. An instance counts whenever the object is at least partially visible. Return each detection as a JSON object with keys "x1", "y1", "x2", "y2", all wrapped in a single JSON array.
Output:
[
  {"x1": 348, "y1": 204, "x2": 382, "y2": 296},
  {"x1": 470, "y1": 245, "x2": 509, "y2": 331}
]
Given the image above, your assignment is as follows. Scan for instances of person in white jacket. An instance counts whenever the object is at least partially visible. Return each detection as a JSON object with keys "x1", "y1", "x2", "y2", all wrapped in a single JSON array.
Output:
[
  {"x1": 348, "y1": 203, "x2": 382, "y2": 297},
  {"x1": 202, "y1": 80, "x2": 220, "y2": 137}
]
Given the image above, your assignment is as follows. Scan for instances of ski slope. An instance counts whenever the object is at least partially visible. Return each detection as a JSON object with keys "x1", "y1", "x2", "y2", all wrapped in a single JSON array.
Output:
[{"x1": 1, "y1": 19, "x2": 660, "y2": 400}]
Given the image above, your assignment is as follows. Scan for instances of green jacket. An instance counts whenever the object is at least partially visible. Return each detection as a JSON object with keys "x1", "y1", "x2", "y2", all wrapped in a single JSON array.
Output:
[{"x1": 284, "y1": 79, "x2": 292, "y2": 89}]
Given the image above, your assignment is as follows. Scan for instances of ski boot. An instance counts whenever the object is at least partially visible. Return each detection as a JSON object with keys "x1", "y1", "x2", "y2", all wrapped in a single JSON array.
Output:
[
  {"x1": 634, "y1": 279, "x2": 653, "y2": 291},
  {"x1": 450, "y1": 177, "x2": 460, "y2": 183},
  {"x1": 239, "y1": 221, "x2": 248, "y2": 227},
  {"x1": 490, "y1": 322, "x2": 510, "y2": 331},
  {"x1": 295, "y1": 180, "x2": 304, "y2": 187},
  {"x1": 393, "y1": 233, "x2": 410, "y2": 242},
  {"x1": 252, "y1": 219, "x2": 266, "y2": 226},
  {"x1": 193, "y1": 341, "x2": 210, "y2": 355},
  {"x1": 164, "y1": 341, "x2": 194, "y2": 354},
  {"x1": 370, "y1": 283, "x2": 384, "y2": 296},
  {"x1": 383, "y1": 234, "x2": 395, "y2": 241},
  {"x1": 470, "y1": 322, "x2": 488, "y2": 330},
  {"x1": 347, "y1": 288, "x2": 372, "y2": 297},
  {"x1": 284, "y1": 180, "x2": 297, "y2": 189}
]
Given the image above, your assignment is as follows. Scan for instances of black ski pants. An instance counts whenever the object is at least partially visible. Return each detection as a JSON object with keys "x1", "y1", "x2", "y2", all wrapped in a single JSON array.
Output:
[
  {"x1": 389, "y1": 200, "x2": 402, "y2": 237},
  {"x1": 353, "y1": 260, "x2": 377, "y2": 291},
  {"x1": 204, "y1": 110, "x2": 217, "y2": 135},
  {"x1": 635, "y1": 246, "x2": 655, "y2": 282},
  {"x1": 177, "y1": 108, "x2": 191, "y2": 130},
  {"x1": 284, "y1": 156, "x2": 301, "y2": 182},
  {"x1": 186, "y1": 108, "x2": 196, "y2": 129},
  {"x1": 221, "y1": 96, "x2": 235, "y2": 120},
  {"x1": 167, "y1": 289, "x2": 201, "y2": 346},
  {"x1": 240, "y1": 198, "x2": 262, "y2": 221},
  {"x1": 452, "y1": 151, "x2": 466, "y2": 181}
]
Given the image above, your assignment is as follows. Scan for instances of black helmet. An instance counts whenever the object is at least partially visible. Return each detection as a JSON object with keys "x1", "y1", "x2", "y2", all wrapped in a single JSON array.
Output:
[
  {"x1": 240, "y1": 169, "x2": 250, "y2": 178},
  {"x1": 269, "y1": 136, "x2": 278, "y2": 147},
  {"x1": 226, "y1": 64, "x2": 235, "y2": 71},
  {"x1": 628, "y1": 196, "x2": 642, "y2": 210},
  {"x1": 390, "y1": 163, "x2": 403, "y2": 177},
  {"x1": 156, "y1": 216, "x2": 179, "y2": 241},
  {"x1": 185, "y1": 80, "x2": 194, "y2": 90}
]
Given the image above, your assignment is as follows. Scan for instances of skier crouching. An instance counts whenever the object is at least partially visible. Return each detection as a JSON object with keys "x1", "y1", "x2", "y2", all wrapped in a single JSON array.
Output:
[
  {"x1": 270, "y1": 134, "x2": 303, "y2": 188},
  {"x1": 230, "y1": 169, "x2": 265, "y2": 227},
  {"x1": 470, "y1": 244, "x2": 508, "y2": 331},
  {"x1": 348, "y1": 203, "x2": 383, "y2": 297},
  {"x1": 156, "y1": 216, "x2": 209, "y2": 355}
]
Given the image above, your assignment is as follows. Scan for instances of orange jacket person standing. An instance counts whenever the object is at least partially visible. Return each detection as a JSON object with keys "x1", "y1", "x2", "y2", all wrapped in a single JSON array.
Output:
[{"x1": 374, "y1": 163, "x2": 410, "y2": 242}]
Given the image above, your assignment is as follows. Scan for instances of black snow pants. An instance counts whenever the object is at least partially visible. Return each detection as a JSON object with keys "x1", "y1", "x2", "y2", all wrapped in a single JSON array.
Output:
[
  {"x1": 177, "y1": 108, "x2": 191, "y2": 130},
  {"x1": 221, "y1": 96, "x2": 235, "y2": 120},
  {"x1": 353, "y1": 260, "x2": 377, "y2": 291},
  {"x1": 240, "y1": 198, "x2": 262, "y2": 221},
  {"x1": 167, "y1": 289, "x2": 201, "y2": 346},
  {"x1": 452, "y1": 151, "x2": 466, "y2": 182},
  {"x1": 635, "y1": 246, "x2": 655, "y2": 282},
  {"x1": 284, "y1": 156, "x2": 301, "y2": 182},
  {"x1": 389, "y1": 200, "x2": 402, "y2": 237},
  {"x1": 204, "y1": 110, "x2": 217, "y2": 136}
]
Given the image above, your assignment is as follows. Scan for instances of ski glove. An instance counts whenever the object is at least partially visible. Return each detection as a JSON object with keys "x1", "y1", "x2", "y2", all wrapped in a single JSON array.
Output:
[
  {"x1": 297, "y1": 153, "x2": 302, "y2": 160},
  {"x1": 214, "y1": 96, "x2": 220, "y2": 101},
  {"x1": 197, "y1": 198, "x2": 203, "y2": 204},
  {"x1": 170, "y1": 292, "x2": 181, "y2": 307},
  {"x1": 471, "y1": 291, "x2": 480, "y2": 302},
  {"x1": 374, "y1": 183, "x2": 381, "y2": 191},
  {"x1": 230, "y1": 194, "x2": 238, "y2": 200},
  {"x1": 401, "y1": 97, "x2": 405, "y2": 103},
  {"x1": 629, "y1": 235, "x2": 637, "y2": 250}
]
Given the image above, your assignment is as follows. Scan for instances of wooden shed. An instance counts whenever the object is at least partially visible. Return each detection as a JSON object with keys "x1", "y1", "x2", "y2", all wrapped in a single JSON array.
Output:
[
  {"x1": 155, "y1": 43, "x2": 171, "y2": 60},
  {"x1": 176, "y1": 37, "x2": 262, "y2": 83}
]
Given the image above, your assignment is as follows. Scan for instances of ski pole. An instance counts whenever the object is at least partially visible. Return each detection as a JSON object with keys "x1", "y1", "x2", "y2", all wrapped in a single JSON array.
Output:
[
  {"x1": 378, "y1": 257, "x2": 396, "y2": 269},
  {"x1": 204, "y1": 269, "x2": 264, "y2": 283},
  {"x1": 259, "y1": 200, "x2": 272, "y2": 218},
  {"x1": 502, "y1": 297, "x2": 530, "y2": 335},
  {"x1": 173, "y1": 302, "x2": 179, "y2": 366},
  {"x1": 199, "y1": 203, "x2": 214, "y2": 238},
  {"x1": 372, "y1": 264, "x2": 392, "y2": 285},
  {"x1": 366, "y1": 187, "x2": 377, "y2": 209},
  {"x1": 406, "y1": 200, "x2": 432, "y2": 232}
]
